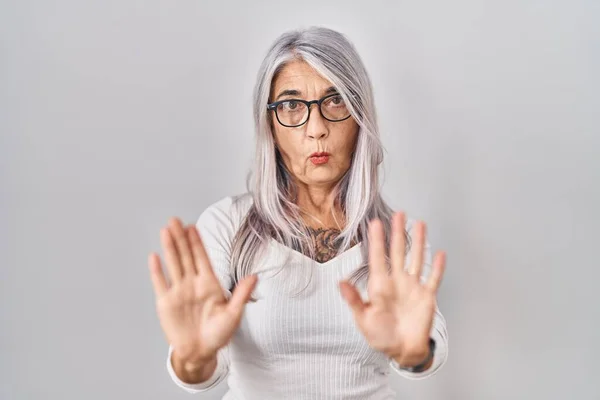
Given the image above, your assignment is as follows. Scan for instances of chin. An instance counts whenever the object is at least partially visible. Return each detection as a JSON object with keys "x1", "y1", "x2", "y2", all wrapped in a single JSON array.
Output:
[{"x1": 306, "y1": 170, "x2": 342, "y2": 186}]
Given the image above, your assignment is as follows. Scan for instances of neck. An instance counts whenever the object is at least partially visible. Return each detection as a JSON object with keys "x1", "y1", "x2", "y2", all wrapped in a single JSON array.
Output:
[{"x1": 295, "y1": 181, "x2": 343, "y2": 229}]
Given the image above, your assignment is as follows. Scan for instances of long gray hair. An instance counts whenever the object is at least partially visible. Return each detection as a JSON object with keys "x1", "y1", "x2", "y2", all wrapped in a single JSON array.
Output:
[{"x1": 230, "y1": 26, "x2": 411, "y2": 289}]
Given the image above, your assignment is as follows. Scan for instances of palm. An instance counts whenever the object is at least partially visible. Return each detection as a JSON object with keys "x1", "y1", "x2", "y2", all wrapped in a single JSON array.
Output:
[
  {"x1": 339, "y1": 213, "x2": 445, "y2": 361},
  {"x1": 148, "y1": 218, "x2": 257, "y2": 365},
  {"x1": 156, "y1": 275, "x2": 231, "y2": 359}
]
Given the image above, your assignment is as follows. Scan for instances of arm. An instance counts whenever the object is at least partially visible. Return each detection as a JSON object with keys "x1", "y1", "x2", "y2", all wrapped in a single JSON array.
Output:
[
  {"x1": 167, "y1": 344, "x2": 230, "y2": 393},
  {"x1": 171, "y1": 348, "x2": 217, "y2": 384},
  {"x1": 165, "y1": 197, "x2": 240, "y2": 392},
  {"x1": 390, "y1": 307, "x2": 449, "y2": 379},
  {"x1": 390, "y1": 222, "x2": 449, "y2": 379}
]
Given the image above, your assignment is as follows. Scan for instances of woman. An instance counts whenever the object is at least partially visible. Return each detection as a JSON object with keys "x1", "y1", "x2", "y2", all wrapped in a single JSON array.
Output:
[{"x1": 148, "y1": 26, "x2": 448, "y2": 399}]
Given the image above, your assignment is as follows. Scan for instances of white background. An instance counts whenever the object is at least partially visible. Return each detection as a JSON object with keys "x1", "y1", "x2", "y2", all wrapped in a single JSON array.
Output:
[{"x1": 1, "y1": 1, "x2": 598, "y2": 399}]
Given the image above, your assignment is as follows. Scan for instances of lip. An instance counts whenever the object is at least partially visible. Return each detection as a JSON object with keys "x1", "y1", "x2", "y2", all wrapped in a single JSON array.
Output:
[{"x1": 309, "y1": 152, "x2": 330, "y2": 165}]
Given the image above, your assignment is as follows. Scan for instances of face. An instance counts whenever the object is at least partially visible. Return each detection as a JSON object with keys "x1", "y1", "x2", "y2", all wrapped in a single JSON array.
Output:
[{"x1": 269, "y1": 60, "x2": 359, "y2": 189}]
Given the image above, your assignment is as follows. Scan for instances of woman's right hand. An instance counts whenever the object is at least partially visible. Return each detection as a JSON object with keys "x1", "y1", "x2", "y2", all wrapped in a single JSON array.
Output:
[{"x1": 147, "y1": 217, "x2": 258, "y2": 367}]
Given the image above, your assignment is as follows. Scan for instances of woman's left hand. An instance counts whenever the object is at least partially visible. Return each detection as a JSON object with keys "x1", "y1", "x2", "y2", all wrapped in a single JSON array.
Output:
[{"x1": 339, "y1": 212, "x2": 446, "y2": 367}]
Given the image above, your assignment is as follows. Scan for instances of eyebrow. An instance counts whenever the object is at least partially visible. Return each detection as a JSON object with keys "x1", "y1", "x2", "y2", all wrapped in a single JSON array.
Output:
[{"x1": 275, "y1": 86, "x2": 338, "y2": 101}]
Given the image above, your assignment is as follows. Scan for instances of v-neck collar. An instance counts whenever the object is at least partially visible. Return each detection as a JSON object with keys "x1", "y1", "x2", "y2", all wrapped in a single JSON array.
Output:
[{"x1": 268, "y1": 238, "x2": 363, "y2": 267}]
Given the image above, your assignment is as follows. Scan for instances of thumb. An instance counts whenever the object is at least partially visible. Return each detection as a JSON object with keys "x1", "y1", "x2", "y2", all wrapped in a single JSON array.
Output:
[
  {"x1": 226, "y1": 275, "x2": 258, "y2": 316},
  {"x1": 339, "y1": 280, "x2": 366, "y2": 318}
]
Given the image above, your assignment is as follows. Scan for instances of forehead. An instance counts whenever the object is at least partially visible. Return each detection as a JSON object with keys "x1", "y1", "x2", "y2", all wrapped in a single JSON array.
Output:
[{"x1": 271, "y1": 60, "x2": 333, "y2": 94}]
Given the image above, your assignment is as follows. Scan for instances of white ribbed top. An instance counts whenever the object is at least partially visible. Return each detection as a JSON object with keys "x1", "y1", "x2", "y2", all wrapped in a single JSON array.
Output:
[{"x1": 167, "y1": 194, "x2": 448, "y2": 399}]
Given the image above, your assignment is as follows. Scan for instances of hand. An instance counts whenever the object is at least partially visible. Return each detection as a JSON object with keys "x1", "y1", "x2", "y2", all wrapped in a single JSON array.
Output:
[
  {"x1": 148, "y1": 217, "x2": 258, "y2": 366},
  {"x1": 339, "y1": 212, "x2": 446, "y2": 365}
]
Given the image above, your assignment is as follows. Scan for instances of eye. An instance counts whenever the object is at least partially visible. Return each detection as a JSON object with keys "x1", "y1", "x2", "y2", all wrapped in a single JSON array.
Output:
[
  {"x1": 330, "y1": 95, "x2": 343, "y2": 105},
  {"x1": 278, "y1": 100, "x2": 303, "y2": 112},
  {"x1": 323, "y1": 95, "x2": 346, "y2": 108}
]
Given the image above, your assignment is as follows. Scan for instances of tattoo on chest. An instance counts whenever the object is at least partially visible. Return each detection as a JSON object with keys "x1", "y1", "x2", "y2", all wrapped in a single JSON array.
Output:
[{"x1": 303, "y1": 227, "x2": 343, "y2": 264}]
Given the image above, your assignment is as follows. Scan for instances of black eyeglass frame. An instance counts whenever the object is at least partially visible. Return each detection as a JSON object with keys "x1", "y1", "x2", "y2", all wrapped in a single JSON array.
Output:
[{"x1": 266, "y1": 92, "x2": 352, "y2": 128}]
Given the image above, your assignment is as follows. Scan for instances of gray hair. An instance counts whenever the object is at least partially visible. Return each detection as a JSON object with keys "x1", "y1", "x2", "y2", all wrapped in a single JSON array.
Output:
[{"x1": 230, "y1": 26, "x2": 410, "y2": 290}]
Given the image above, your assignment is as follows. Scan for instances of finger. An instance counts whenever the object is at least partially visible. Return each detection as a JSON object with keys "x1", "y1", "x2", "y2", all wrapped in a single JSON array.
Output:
[
  {"x1": 339, "y1": 281, "x2": 366, "y2": 319},
  {"x1": 184, "y1": 224, "x2": 201, "y2": 272},
  {"x1": 226, "y1": 275, "x2": 258, "y2": 315},
  {"x1": 408, "y1": 221, "x2": 426, "y2": 278},
  {"x1": 425, "y1": 251, "x2": 446, "y2": 292},
  {"x1": 168, "y1": 218, "x2": 197, "y2": 277},
  {"x1": 148, "y1": 252, "x2": 168, "y2": 296},
  {"x1": 390, "y1": 212, "x2": 407, "y2": 279},
  {"x1": 187, "y1": 224, "x2": 219, "y2": 282},
  {"x1": 160, "y1": 227, "x2": 183, "y2": 283},
  {"x1": 367, "y1": 219, "x2": 390, "y2": 295}
]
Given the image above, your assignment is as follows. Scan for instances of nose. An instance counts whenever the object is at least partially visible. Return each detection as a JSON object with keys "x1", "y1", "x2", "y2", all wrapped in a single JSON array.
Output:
[{"x1": 305, "y1": 104, "x2": 329, "y2": 140}]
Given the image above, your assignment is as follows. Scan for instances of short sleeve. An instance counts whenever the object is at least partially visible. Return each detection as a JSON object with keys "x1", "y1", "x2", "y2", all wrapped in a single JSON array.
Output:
[{"x1": 389, "y1": 219, "x2": 449, "y2": 380}]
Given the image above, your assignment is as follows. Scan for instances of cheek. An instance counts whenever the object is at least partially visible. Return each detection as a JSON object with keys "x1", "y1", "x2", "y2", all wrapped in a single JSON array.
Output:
[
  {"x1": 274, "y1": 129, "x2": 303, "y2": 163},
  {"x1": 334, "y1": 124, "x2": 359, "y2": 158}
]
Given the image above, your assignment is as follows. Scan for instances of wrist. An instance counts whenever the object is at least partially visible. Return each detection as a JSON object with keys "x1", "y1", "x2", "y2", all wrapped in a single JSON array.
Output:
[
  {"x1": 392, "y1": 338, "x2": 436, "y2": 372},
  {"x1": 172, "y1": 348, "x2": 217, "y2": 372},
  {"x1": 171, "y1": 349, "x2": 219, "y2": 385}
]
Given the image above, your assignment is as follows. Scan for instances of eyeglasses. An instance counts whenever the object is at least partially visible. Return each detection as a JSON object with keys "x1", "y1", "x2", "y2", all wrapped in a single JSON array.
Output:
[{"x1": 266, "y1": 93, "x2": 352, "y2": 128}]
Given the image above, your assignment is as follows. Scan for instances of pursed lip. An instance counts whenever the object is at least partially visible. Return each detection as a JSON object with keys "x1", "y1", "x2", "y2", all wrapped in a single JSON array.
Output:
[{"x1": 309, "y1": 151, "x2": 330, "y2": 158}]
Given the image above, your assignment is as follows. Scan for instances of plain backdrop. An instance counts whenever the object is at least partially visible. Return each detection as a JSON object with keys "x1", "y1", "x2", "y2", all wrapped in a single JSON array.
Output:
[{"x1": 1, "y1": 1, "x2": 598, "y2": 399}]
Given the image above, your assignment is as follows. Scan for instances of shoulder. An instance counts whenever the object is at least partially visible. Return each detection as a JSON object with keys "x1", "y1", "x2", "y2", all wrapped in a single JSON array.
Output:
[
  {"x1": 195, "y1": 193, "x2": 254, "y2": 249},
  {"x1": 198, "y1": 192, "x2": 253, "y2": 227}
]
